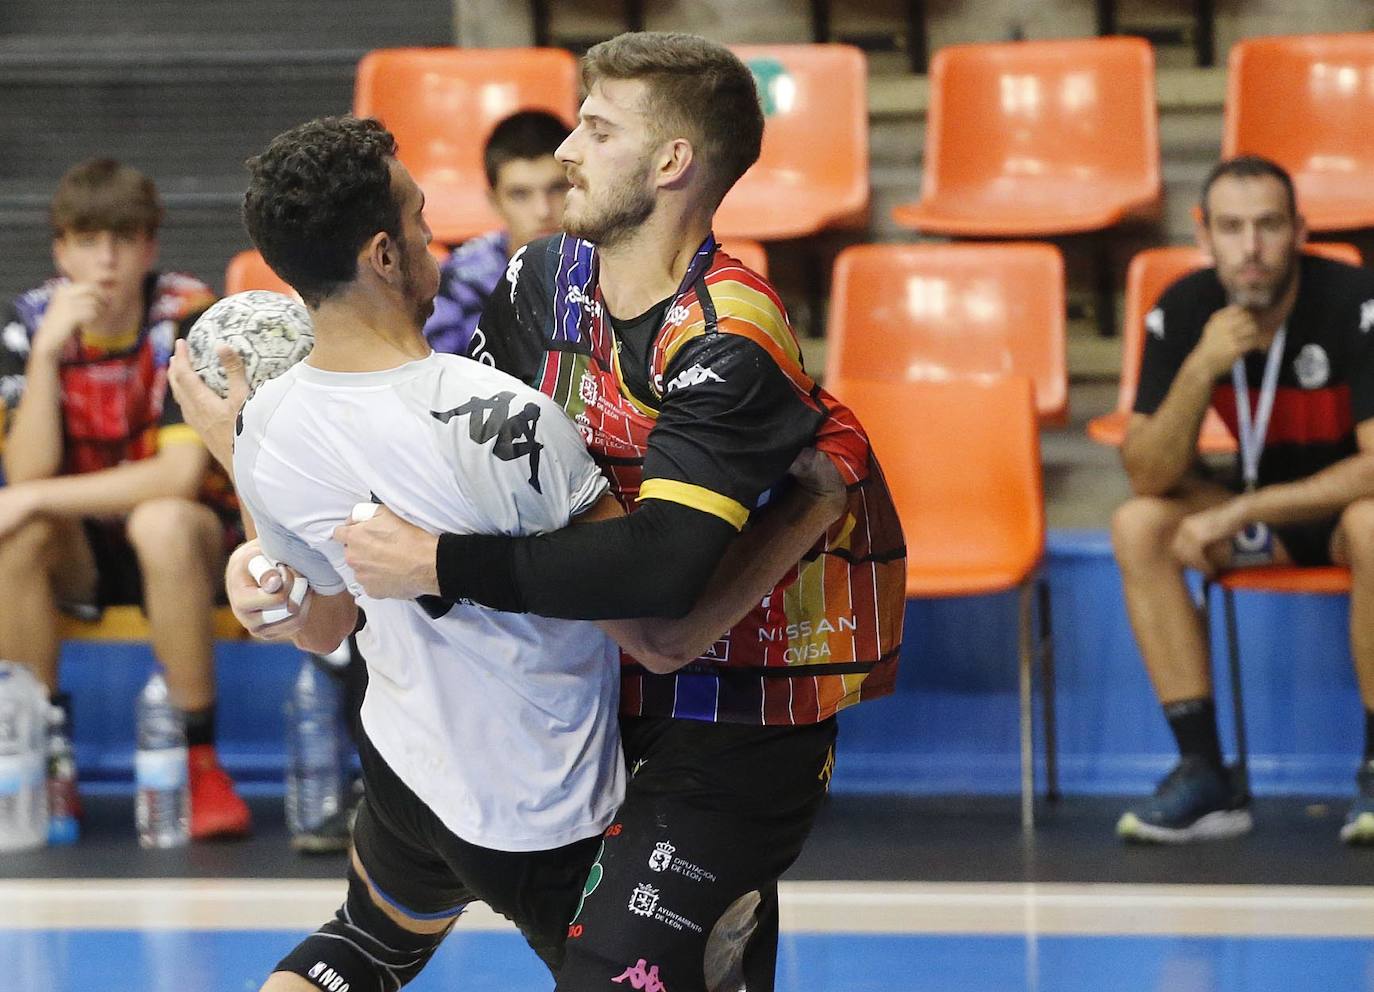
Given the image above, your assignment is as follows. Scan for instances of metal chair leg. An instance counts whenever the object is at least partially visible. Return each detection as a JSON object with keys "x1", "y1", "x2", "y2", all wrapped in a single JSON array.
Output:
[
  {"x1": 1019, "y1": 581, "x2": 1035, "y2": 831},
  {"x1": 1038, "y1": 577, "x2": 1060, "y2": 802},
  {"x1": 1222, "y1": 587, "x2": 1251, "y2": 798}
]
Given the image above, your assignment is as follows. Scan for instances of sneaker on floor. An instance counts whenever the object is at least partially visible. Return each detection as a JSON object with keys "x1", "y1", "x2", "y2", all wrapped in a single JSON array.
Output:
[
  {"x1": 1340, "y1": 760, "x2": 1374, "y2": 845},
  {"x1": 291, "y1": 777, "x2": 362, "y2": 856},
  {"x1": 1116, "y1": 757, "x2": 1252, "y2": 844},
  {"x1": 189, "y1": 744, "x2": 252, "y2": 841}
]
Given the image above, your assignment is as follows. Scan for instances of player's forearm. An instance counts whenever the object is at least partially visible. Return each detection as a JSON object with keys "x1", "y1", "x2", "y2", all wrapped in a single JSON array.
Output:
[
  {"x1": 600, "y1": 483, "x2": 844, "y2": 672},
  {"x1": 4, "y1": 355, "x2": 66, "y2": 482},
  {"x1": 436, "y1": 500, "x2": 735, "y2": 620},
  {"x1": 1233, "y1": 453, "x2": 1374, "y2": 528},
  {"x1": 1121, "y1": 354, "x2": 1217, "y2": 496},
  {"x1": 16, "y1": 444, "x2": 208, "y2": 519}
]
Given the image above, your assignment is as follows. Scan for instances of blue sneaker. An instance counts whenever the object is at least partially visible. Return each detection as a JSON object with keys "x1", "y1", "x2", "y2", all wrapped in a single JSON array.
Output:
[
  {"x1": 1117, "y1": 757, "x2": 1252, "y2": 843},
  {"x1": 1339, "y1": 760, "x2": 1374, "y2": 845}
]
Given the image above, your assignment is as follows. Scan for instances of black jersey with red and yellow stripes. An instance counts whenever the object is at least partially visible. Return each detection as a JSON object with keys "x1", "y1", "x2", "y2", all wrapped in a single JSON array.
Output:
[
  {"x1": 471, "y1": 233, "x2": 906, "y2": 725},
  {"x1": 0, "y1": 272, "x2": 236, "y2": 517},
  {"x1": 1135, "y1": 254, "x2": 1374, "y2": 485}
]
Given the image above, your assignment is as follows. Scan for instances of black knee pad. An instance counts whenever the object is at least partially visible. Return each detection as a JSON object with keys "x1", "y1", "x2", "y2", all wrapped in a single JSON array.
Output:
[{"x1": 274, "y1": 865, "x2": 459, "y2": 991}]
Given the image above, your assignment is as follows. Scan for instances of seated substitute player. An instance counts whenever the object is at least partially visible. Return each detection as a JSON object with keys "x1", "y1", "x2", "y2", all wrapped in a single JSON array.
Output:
[
  {"x1": 166, "y1": 116, "x2": 847, "y2": 992},
  {"x1": 424, "y1": 109, "x2": 570, "y2": 356},
  {"x1": 332, "y1": 33, "x2": 907, "y2": 992},
  {"x1": 1113, "y1": 155, "x2": 1374, "y2": 845},
  {"x1": 0, "y1": 158, "x2": 250, "y2": 841}
]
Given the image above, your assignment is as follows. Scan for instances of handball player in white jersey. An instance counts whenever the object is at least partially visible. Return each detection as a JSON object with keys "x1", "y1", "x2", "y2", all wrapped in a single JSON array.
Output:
[{"x1": 168, "y1": 116, "x2": 845, "y2": 992}]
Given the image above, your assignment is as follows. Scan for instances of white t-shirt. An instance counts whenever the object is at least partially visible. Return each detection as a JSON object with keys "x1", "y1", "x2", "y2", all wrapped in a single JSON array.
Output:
[{"x1": 233, "y1": 352, "x2": 624, "y2": 852}]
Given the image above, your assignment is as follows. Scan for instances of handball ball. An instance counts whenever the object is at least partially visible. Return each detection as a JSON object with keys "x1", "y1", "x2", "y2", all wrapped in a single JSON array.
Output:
[{"x1": 186, "y1": 290, "x2": 314, "y2": 397}]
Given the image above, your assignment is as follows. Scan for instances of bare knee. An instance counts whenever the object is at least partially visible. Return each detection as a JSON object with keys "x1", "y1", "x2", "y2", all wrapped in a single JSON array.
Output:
[
  {"x1": 1337, "y1": 498, "x2": 1374, "y2": 568},
  {"x1": 0, "y1": 516, "x2": 64, "y2": 579},
  {"x1": 1112, "y1": 495, "x2": 1186, "y2": 571},
  {"x1": 126, "y1": 498, "x2": 218, "y2": 572}
]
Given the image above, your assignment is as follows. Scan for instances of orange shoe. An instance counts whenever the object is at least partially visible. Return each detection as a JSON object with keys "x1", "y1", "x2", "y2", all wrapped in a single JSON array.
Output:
[{"x1": 188, "y1": 744, "x2": 252, "y2": 840}]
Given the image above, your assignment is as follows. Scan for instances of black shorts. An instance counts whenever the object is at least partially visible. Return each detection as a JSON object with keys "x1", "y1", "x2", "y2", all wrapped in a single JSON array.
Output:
[
  {"x1": 352, "y1": 726, "x2": 602, "y2": 973},
  {"x1": 1275, "y1": 517, "x2": 1338, "y2": 567},
  {"x1": 79, "y1": 511, "x2": 245, "y2": 608},
  {"x1": 557, "y1": 715, "x2": 837, "y2": 992}
]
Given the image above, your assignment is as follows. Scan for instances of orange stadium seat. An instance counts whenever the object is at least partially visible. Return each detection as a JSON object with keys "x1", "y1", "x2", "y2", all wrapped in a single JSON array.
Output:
[
  {"x1": 354, "y1": 48, "x2": 578, "y2": 245},
  {"x1": 892, "y1": 37, "x2": 1161, "y2": 236},
  {"x1": 718, "y1": 238, "x2": 768, "y2": 278},
  {"x1": 1224, "y1": 34, "x2": 1374, "y2": 232},
  {"x1": 828, "y1": 375, "x2": 1055, "y2": 829},
  {"x1": 714, "y1": 45, "x2": 868, "y2": 240},
  {"x1": 825, "y1": 243, "x2": 1067, "y2": 425},
  {"x1": 1086, "y1": 242, "x2": 1362, "y2": 451}
]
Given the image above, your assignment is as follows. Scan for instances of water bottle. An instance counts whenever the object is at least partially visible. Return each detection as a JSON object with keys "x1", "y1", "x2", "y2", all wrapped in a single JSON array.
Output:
[
  {"x1": 285, "y1": 655, "x2": 344, "y2": 837},
  {"x1": 134, "y1": 671, "x2": 189, "y2": 849},
  {"x1": 0, "y1": 662, "x2": 48, "y2": 852},
  {"x1": 46, "y1": 704, "x2": 79, "y2": 845}
]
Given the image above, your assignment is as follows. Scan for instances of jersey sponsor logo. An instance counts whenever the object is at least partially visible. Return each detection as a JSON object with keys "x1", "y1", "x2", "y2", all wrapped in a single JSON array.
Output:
[
  {"x1": 2, "y1": 321, "x2": 30, "y2": 356},
  {"x1": 566, "y1": 284, "x2": 603, "y2": 318},
  {"x1": 506, "y1": 244, "x2": 528, "y2": 304},
  {"x1": 628, "y1": 882, "x2": 660, "y2": 917},
  {"x1": 757, "y1": 615, "x2": 859, "y2": 642},
  {"x1": 648, "y1": 840, "x2": 675, "y2": 872},
  {"x1": 431, "y1": 391, "x2": 545, "y2": 492},
  {"x1": 664, "y1": 303, "x2": 691, "y2": 328},
  {"x1": 1145, "y1": 307, "x2": 1165, "y2": 340},
  {"x1": 306, "y1": 961, "x2": 350, "y2": 992},
  {"x1": 663, "y1": 363, "x2": 724, "y2": 394},
  {"x1": 1294, "y1": 343, "x2": 1330, "y2": 389},
  {"x1": 1361, "y1": 300, "x2": 1374, "y2": 334},
  {"x1": 613, "y1": 959, "x2": 668, "y2": 992}
]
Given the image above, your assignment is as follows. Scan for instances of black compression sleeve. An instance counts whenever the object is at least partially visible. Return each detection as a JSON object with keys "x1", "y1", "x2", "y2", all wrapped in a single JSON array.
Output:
[{"x1": 435, "y1": 500, "x2": 736, "y2": 620}]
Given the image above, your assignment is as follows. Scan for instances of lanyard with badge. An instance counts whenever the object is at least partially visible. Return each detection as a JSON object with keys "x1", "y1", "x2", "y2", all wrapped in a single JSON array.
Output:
[{"x1": 1230, "y1": 325, "x2": 1286, "y2": 564}]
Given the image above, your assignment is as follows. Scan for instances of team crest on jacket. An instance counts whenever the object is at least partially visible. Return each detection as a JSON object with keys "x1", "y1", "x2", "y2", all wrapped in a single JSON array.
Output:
[{"x1": 1294, "y1": 343, "x2": 1329, "y2": 389}]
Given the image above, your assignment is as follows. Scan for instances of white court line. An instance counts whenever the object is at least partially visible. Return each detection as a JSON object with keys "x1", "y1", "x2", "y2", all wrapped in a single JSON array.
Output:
[{"x1": 1, "y1": 880, "x2": 1372, "y2": 938}]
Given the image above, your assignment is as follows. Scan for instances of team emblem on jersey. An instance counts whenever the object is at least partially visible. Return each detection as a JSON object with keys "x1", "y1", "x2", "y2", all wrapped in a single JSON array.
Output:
[
  {"x1": 579, "y1": 370, "x2": 600, "y2": 407},
  {"x1": 1361, "y1": 299, "x2": 1374, "y2": 334},
  {"x1": 648, "y1": 841, "x2": 675, "y2": 872},
  {"x1": 1294, "y1": 343, "x2": 1329, "y2": 389},
  {"x1": 1145, "y1": 308, "x2": 1165, "y2": 339},
  {"x1": 628, "y1": 883, "x2": 660, "y2": 917}
]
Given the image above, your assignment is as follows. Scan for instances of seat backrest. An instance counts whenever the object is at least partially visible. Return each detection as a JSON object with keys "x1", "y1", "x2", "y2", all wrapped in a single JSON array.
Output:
[
  {"x1": 716, "y1": 44, "x2": 868, "y2": 233},
  {"x1": 1115, "y1": 242, "x2": 1362, "y2": 415},
  {"x1": 718, "y1": 239, "x2": 768, "y2": 278},
  {"x1": 1223, "y1": 34, "x2": 1374, "y2": 226},
  {"x1": 826, "y1": 243, "x2": 1066, "y2": 422},
  {"x1": 354, "y1": 48, "x2": 578, "y2": 240},
  {"x1": 225, "y1": 249, "x2": 293, "y2": 296},
  {"x1": 923, "y1": 36, "x2": 1158, "y2": 199},
  {"x1": 827, "y1": 376, "x2": 1044, "y2": 595}
]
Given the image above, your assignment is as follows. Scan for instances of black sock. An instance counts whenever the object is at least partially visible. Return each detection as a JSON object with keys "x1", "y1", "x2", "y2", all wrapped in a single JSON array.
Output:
[
  {"x1": 1164, "y1": 697, "x2": 1222, "y2": 768},
  {"x1": 1364, "y1": 708, "x2": 1374, "y2": 763},
  {"x1": 50, "y1": 691, "x2": 72, "y2": 729},
  {"x1": 183, "y1": 705, "x2": 216, "y2": 748}
]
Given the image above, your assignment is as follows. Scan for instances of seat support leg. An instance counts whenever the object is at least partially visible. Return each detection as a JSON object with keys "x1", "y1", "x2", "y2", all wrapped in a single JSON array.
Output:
[
  {"x1": 1019, "y1": 581, "x2": 1036, "y2": 831},
  {"x1": 1222, "y1": 587, "x2": 1251, "y2": 798},
  {"x1": 1038, "y1": 577, "x2": 1060, "y2": 802}
]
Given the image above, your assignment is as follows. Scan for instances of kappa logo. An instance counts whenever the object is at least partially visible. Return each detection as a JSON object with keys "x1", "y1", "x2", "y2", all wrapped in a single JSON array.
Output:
[
  {"x1": 307, "y1": 961, "x2": 350, "y2": 992},
  {"x1": 628, "y1": 882, "x2": 660, "y2": 917},
  {"x1": 1362, "y1": 300, "x2": 1374, "y2": 334},
  {"x1": 506, "y1": 245, "x2": 528, "y2": 303},
  {"x1": 664, "y1": 364, "x2": 724, "y2": 393},
  {"x1": 1145, "y1": 307, "x2": 1165, "y2": 340},
  {"x1": 566, "y1": 284, "x2": 603, "y2": 318},
  {"x1": 649, "y1": 840, "x2": 675, "y2": 872},
  {"x1": 613, "y1": 959, "x2": 668, "y2": 992}
]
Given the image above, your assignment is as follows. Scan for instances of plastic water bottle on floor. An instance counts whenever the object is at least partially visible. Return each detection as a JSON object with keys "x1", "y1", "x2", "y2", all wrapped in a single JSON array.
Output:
[
  {"x1": 135, "y1": 671, "x2": 189, "y2": 849},
  {"x1": 46, "y1": 704, "x2": 79, "y2": 845},
  {"x1": 0, "y1": 661, "x2": 48, "y2": 851},
  {"x1": 285, "y1": 656, "x2": 344, "y2": 838}
]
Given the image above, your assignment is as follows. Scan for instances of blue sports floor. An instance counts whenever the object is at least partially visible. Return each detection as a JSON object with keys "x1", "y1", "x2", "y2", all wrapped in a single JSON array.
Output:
[{"x1": 4, "y1": 878, "x2": 1373, "y2": 991}]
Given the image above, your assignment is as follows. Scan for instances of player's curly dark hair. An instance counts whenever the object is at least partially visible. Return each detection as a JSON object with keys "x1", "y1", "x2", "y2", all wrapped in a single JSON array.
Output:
[{"x1": 243, "y1": 116, "x2": 401, "y2": 307}]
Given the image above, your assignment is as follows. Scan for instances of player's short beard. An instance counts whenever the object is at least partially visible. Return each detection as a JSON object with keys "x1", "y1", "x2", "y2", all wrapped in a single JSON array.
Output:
[
  {"x1": 564, "y1": 156, "x2": 656, "y2": 249},
  {"x1": 398, "y1": 238, "x2": 435, "y2": 327},
  {"x1": 1228, "y1": 253, "x2": 1298, "y2": 311}
]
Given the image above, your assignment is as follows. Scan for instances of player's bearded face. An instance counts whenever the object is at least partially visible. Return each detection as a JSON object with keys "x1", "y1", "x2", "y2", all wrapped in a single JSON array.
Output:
[
  {"x1": 398, "y1": 235, "x2": 436, "y2": 327},
  {"x1": 562, "y1": 147, "x2": 656, "y2": 248},
  {"x1": 1203, "y1": 175, "x2": 1302, "y2": 311}
]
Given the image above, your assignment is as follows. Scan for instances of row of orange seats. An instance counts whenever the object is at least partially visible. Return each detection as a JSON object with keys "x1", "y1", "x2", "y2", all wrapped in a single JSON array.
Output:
[{"x1": 347, "y1": 33, "x2": 1374, "y2": 249}]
